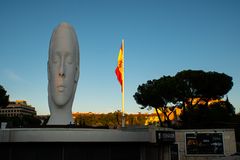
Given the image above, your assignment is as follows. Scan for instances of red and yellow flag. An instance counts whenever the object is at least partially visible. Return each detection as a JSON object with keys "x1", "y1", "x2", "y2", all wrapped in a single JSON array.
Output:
[{"x1": 115, "y1": 40, "x2": 124, "y2": 92}]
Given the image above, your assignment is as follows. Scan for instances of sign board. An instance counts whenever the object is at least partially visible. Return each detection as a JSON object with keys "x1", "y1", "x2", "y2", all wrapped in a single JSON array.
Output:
[
  {"x1": 156, "y1": 131, "x2": 175, "y2": 143},
  {"x1": 186, "y1": 132, "x2": 224, "y2": 154}
]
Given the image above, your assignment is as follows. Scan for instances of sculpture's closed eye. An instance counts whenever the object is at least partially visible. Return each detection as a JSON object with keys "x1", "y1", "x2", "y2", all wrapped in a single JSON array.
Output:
[
  {"x1": 66, "y1": 55, "x2": 73, "y2": 64},
  {"x1": 52, "y1": 54, "x2": 60, "y2": 64}
]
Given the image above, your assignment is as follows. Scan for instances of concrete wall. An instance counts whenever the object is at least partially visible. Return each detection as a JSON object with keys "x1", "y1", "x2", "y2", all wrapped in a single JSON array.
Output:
[
  {"x1": 0, "y1": 127, "x2": 171, "y2": 160},
  {"x1": 0, "y1": 127, "x2": 236, "y2": 160},
  {"x1": 0, "y1": 128, "x2": 151, "y2": 142}
]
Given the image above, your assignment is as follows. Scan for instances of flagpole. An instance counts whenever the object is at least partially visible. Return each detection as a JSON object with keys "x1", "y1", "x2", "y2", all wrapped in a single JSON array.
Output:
[{"x1": 122, "y1": 39, "x2": 125, "y2": 128}]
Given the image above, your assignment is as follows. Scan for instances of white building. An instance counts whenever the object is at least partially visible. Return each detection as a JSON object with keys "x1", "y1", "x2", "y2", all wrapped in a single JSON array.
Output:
[{"x1": 0, "y1": 100, "x2": 37, "y2": 117}]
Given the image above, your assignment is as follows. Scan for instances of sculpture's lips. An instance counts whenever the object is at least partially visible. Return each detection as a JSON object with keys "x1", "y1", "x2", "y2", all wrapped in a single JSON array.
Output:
[{"x1": 57, "y1": 85, "x2": 65, "y2": 92}]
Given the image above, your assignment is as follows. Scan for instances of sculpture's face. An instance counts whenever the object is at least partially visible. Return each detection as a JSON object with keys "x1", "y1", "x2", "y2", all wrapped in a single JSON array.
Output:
[{"x1": 49, "y1": 28, "x2": 78, "y2": 107}]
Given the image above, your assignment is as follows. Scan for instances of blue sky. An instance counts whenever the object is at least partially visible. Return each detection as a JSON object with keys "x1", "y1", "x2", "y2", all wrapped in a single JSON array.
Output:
[{"x1": 0, "y1": 0, "x2": 239, "y2": 115}]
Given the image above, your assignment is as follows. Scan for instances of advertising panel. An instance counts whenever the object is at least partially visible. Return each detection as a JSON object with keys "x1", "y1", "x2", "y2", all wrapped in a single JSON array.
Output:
[{"x1": 186, "y1": 132, "x2": 224, "y2": 154}]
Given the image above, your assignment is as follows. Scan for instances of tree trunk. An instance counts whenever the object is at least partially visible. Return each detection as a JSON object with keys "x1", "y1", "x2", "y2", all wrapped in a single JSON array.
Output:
[{"x1": 155, "y1": 108, "x2": 163, "y2": 127}]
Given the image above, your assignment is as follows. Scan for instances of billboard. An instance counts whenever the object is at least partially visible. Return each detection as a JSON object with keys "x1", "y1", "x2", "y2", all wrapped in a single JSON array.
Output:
[{"x1": 186, "y1": 132, "x2": 224, "y2": 154}]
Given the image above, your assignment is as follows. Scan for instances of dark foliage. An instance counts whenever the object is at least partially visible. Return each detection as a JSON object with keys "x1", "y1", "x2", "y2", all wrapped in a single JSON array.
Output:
[
  {"x1": 0, "y1": 85, "x2": 9, "y2": 108},
  {"x1": 0, "y1": 115, "x2": 41, "y2": 128},
  {"x1": 180, "y1": 100, "x2": 235, "y2": 129}
]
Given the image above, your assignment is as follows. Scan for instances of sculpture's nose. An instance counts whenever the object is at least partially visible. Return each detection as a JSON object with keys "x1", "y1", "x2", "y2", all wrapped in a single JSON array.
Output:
[{"x1": 59, "y1": 58, "x2": 65, "y2": 77}]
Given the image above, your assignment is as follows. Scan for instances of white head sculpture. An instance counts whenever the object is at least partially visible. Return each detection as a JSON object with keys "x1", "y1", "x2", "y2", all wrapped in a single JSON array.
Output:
[{"x1": 47, "y1": 23, "x2": 79, "y2": 125}]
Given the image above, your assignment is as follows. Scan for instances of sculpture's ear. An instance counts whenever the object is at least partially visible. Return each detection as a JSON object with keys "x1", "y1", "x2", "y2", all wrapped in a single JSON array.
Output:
[{"x1": 75, "y1": 66, "x2": 79, "y2": 83}]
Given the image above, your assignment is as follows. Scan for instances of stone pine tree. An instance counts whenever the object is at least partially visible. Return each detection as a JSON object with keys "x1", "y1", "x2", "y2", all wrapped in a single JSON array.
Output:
[
  {"x1": 0, "y1": 85, "x2": 9, "y2": 108},
  {"x1": 134, "y1": 70, "x2": 234, "y2": 128},
  {"x1": 174, "y1": 70, "x2": 233, "y2": 128},
  {"x1": 134, "y1": 79, "x2": 164, "y2": 125},
  {"x1": 133, "y1": 76, "x2": 179, "y2": 127}
]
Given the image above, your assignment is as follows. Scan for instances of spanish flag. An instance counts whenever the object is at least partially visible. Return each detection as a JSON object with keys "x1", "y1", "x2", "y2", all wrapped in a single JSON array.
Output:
[{"x1": 115, "y1": 40, "x2": 124, "y2": 92}]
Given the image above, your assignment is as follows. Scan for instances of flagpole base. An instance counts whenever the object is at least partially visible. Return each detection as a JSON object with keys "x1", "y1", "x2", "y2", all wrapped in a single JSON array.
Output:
[{"x1": 121, "y1": 115, "x2": 125, "y2": 128}]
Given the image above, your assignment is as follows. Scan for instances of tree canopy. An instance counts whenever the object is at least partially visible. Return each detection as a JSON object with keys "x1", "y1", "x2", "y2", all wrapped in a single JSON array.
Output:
[
  {"x1": 133, "y1": 70, "x2": 234, "y2": 127},
  {"x1": 0, "y1": 85, "x2": 9, "y2": 108},
  {"x1": 175, "y1": 70, "x2": 233, "y2": 109}
]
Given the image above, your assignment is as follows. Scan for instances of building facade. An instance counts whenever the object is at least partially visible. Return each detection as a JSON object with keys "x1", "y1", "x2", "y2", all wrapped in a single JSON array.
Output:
[{"x1": 0, "y1": 100, "x2": 37, "y2": 117}]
